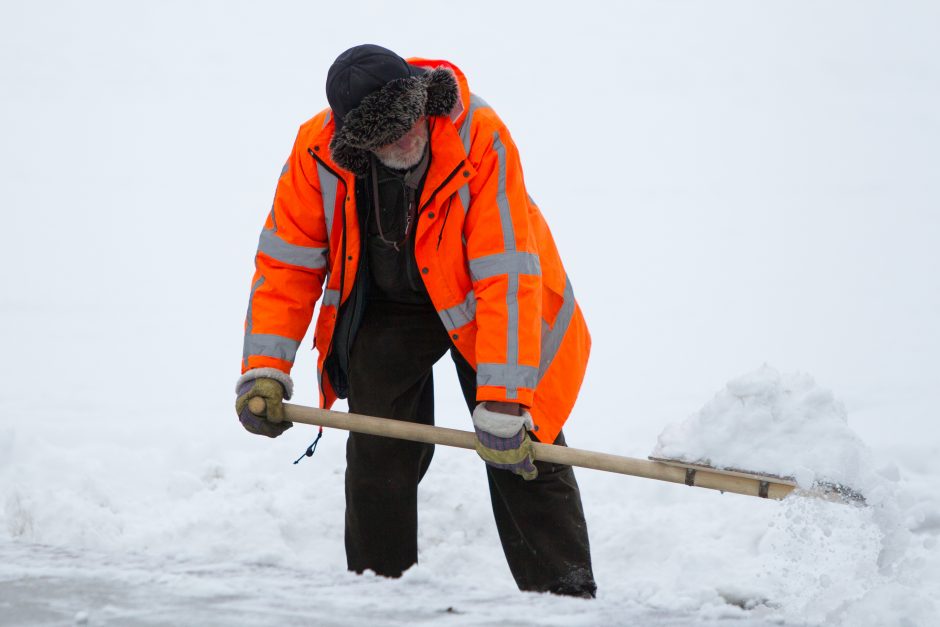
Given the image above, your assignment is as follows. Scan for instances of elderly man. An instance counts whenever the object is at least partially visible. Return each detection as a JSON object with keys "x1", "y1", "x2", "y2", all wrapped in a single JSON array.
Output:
[{"x1": 236, "y1": 44, "x2": 595, "y2": 597}]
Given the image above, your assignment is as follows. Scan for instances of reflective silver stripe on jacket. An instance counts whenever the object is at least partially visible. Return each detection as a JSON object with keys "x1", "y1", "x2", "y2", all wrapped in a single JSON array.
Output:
[
  {"x1": 438, "y1": 290, "x2": 476, "y2": 331},
  {"x1": 476, "y1": 363, "x2": 539, "y2": 391},
  {"x1": 454, "y1": 96, "x2": 475, "y2": 235},
  {"x1": 459, "y1": 94, "x2": 491, "y2": 154},
  {"x1": 505, "y1": 272, "x2": 521, "y2": 398},
  {"x1": 456, "y1": 99, "x2": 552, "y2": 398},
  {"x1": 445, "y1": 276, "x2": 578, "y2": 392},
  {"x1": 463, "y1": 127, "x2": 532, "y2": 399},
  {"x1": 491, "y1": 131, "x2": 516, "y2": 253},
  {"x1": 243, "y1": 333, "x2": 300, "y2": 363},
  {"x1": 322, "y1": 287, "x2": 341, "y2": 308},
  {"x1": 538, "y1": 276, "x2": 576, "y2": 381},
  {"x1": 268, "y1": 205, "x2": 278, "y2": 231},
  {"x1": 244, "y1": 276, "x2": 264, "y2": 336},
  {"x1": 458, "y1": 184, "x2": 470, "y2": 213},
  {"x1": 498, "y1": 128, "x2": 523, "y2": 397},
  {"x1": 469, "y1": 251, "x2": 540, "y2": 282},
  {"x1": 314, "y1": 111, "x2": 338, "y2": 237},
  {"x1": 242, "y1": 276, "x2": 265, "y2": 369},
  {"x1": 268, "y1": 162, "x2": 290, "y2": 231},
  {"x1": 258, "y1": 228, "x2": 328, "y2": 270},
  {"x1": 317, "y1": 162, "x2": 338, "y2": 237},
  {"x1": 316, "y1": 113, "x2": 340, "y2": 305}
]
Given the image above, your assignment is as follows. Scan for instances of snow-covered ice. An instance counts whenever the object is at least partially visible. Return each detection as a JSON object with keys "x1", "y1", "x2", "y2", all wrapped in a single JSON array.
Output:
[{"x1": 2, "y1": 1, "x2": 939, "y2": 625}]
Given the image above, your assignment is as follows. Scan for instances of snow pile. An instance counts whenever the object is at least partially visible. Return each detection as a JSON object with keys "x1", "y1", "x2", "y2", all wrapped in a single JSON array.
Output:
[
  {"x1": 652, "y1": 364, "x2": 876, "y2": 492},
  {"x1": 650, "y1": 365, "x2": 938, "y2": 625}
]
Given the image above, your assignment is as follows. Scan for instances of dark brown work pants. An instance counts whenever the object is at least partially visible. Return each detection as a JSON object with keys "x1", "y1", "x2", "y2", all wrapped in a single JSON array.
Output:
[{"x1": 345, "y1": 300, "x2": 596, "y2": 597}]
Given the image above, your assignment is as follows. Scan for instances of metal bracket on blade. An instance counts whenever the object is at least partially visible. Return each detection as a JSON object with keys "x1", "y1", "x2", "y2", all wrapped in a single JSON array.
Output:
[{"x1": 758, "y1": 480, "x2": 770, "y2": 498}]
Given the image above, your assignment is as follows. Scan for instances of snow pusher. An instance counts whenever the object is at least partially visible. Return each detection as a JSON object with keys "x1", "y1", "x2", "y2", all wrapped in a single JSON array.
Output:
[{"x1": 248, "y1": 399, "x2": 863, "y2": 504}]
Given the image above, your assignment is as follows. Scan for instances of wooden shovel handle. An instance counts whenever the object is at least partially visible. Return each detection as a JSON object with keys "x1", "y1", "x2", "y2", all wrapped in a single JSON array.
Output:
[{"x1": 246, "y1": 397, "x2": 802, "y2": 501}]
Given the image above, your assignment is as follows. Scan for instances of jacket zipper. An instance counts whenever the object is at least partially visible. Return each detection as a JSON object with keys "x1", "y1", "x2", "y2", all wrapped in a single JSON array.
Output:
[
  {"x1": 419, "y1": 160, "x2": 465, "y2": 214},
  {"x1": 415, "y1": 159, "x2": 465, "y2": 276},
  {"x1": 437, "y1": 196, "x2": 454, "y2": 249},
  {"x1": 307, "y1": 149, "x2": 464, "y2": 368}
]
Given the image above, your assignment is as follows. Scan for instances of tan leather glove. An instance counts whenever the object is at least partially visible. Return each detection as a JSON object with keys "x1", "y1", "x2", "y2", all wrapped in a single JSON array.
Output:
[{"x1": 235, "y1": 369, "x2": 293, "y2": 438}]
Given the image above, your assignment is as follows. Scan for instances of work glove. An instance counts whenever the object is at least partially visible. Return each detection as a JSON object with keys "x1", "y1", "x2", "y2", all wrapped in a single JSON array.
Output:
[
  {"x1": 235, "y1": 368, "x2": 294, "y2": 438},
  {"x1": 472, "y1": 402, "x2": 538, "y2": 481}
]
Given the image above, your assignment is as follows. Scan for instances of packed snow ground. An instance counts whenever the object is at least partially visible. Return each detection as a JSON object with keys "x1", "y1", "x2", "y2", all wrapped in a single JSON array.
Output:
[{"x1": 2, "y1": 1, "x2": 939, "y2": 625}]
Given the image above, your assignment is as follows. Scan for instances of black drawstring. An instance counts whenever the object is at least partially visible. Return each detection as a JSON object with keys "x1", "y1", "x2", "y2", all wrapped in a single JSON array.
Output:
[{"x1": 293, "y1": 427, "x2": 324, "y2": 464}]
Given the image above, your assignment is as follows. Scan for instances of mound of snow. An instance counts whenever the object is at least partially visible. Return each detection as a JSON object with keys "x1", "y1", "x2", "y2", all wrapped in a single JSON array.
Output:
[{"x1": 652, "y1": 365, "x2": 875, "y2": 491}]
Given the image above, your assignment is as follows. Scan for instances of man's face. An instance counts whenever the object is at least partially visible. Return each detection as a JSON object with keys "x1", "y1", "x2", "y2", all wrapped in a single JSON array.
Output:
[{"x1": 372, "y1": 116, "x2": 428, "y2": 170}]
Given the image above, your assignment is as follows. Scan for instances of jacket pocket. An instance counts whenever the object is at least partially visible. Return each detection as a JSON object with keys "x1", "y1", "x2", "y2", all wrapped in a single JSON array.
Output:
[
  {"x1": 542, "y1": 283, "x2": 564, "y2": 329},
  {"x1": 313, "y1": 305, "x2": 337, "y2": 354}
]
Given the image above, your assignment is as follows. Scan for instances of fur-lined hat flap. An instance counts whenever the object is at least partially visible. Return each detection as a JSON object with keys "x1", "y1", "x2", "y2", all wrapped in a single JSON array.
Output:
[{"x1": 326, "y1": 45, "x2": 458, "y2": 176}]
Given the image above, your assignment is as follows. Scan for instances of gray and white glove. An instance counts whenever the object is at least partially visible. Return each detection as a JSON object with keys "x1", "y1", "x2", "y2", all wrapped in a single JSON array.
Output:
[{"x1": 471, "y1": 402, "x2": 538, "y2": 480}]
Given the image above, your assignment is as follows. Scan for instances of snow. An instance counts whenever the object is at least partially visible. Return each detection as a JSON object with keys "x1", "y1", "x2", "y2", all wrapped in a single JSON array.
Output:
[
  {"x1": 2, "y1": 0, "x2": 940, "y2": 625},
  {"x1": 652, "y1": 364, "x2": 876, "y2": 491},
  {"x1": 649, "y1": 365, "x2": 938, "y2": 622}
]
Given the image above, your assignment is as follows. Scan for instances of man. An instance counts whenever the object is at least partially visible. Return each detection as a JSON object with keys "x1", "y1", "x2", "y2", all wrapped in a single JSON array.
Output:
[{"x1": 236, "y1": 44, "x2": 595, "y2": 597}]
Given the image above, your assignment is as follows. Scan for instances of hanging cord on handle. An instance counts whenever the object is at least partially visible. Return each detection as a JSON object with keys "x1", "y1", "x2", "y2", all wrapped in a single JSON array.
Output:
[{"x1": 293, "y1": 426, "x2": 324, "y2": 464}]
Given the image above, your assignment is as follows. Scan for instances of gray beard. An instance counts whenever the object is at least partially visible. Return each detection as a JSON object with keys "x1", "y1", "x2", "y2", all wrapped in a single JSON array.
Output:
[{"x1": 374, "y1": 138, "x2": 428, "y2": 171}]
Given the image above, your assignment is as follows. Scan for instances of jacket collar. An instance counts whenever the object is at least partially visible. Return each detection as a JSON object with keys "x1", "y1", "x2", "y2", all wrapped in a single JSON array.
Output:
[
  {"x1": 309, "y1": 113, "x2": 349, "y2": 182},
  {"x1": 418, "y1": 115, "x2": 476, "y2": 210},
  {"x1": 406, "y1": 57, "x2": 472, "y2": 129}
]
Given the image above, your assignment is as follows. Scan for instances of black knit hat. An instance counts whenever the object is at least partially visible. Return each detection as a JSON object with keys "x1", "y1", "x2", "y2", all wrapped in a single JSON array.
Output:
[{"x1": 326, "y1": 44, "x2": 459, "y2": 176}]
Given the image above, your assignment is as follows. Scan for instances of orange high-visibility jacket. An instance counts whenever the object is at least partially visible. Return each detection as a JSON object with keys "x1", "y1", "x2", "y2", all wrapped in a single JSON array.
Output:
[{"x1": 242, "y1": 58, "x2": 590, "y2": 443}]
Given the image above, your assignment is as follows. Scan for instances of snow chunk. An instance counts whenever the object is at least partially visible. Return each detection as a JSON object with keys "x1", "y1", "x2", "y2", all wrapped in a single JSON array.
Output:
[{"x1": 652, "y1": 365, "x2": 874, "y2": 491}]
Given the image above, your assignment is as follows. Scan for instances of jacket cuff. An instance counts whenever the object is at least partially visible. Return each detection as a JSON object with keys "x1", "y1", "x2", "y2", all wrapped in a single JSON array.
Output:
[
  {"x1": 472, "y1": 403, "x2": 534, "y2": 437},
  {"x1": 236, "y1": 367, "x2": 294, "y2": 400},
  {"x1": 476, "y1": 385, "x2": 535, "y2": 408}
]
